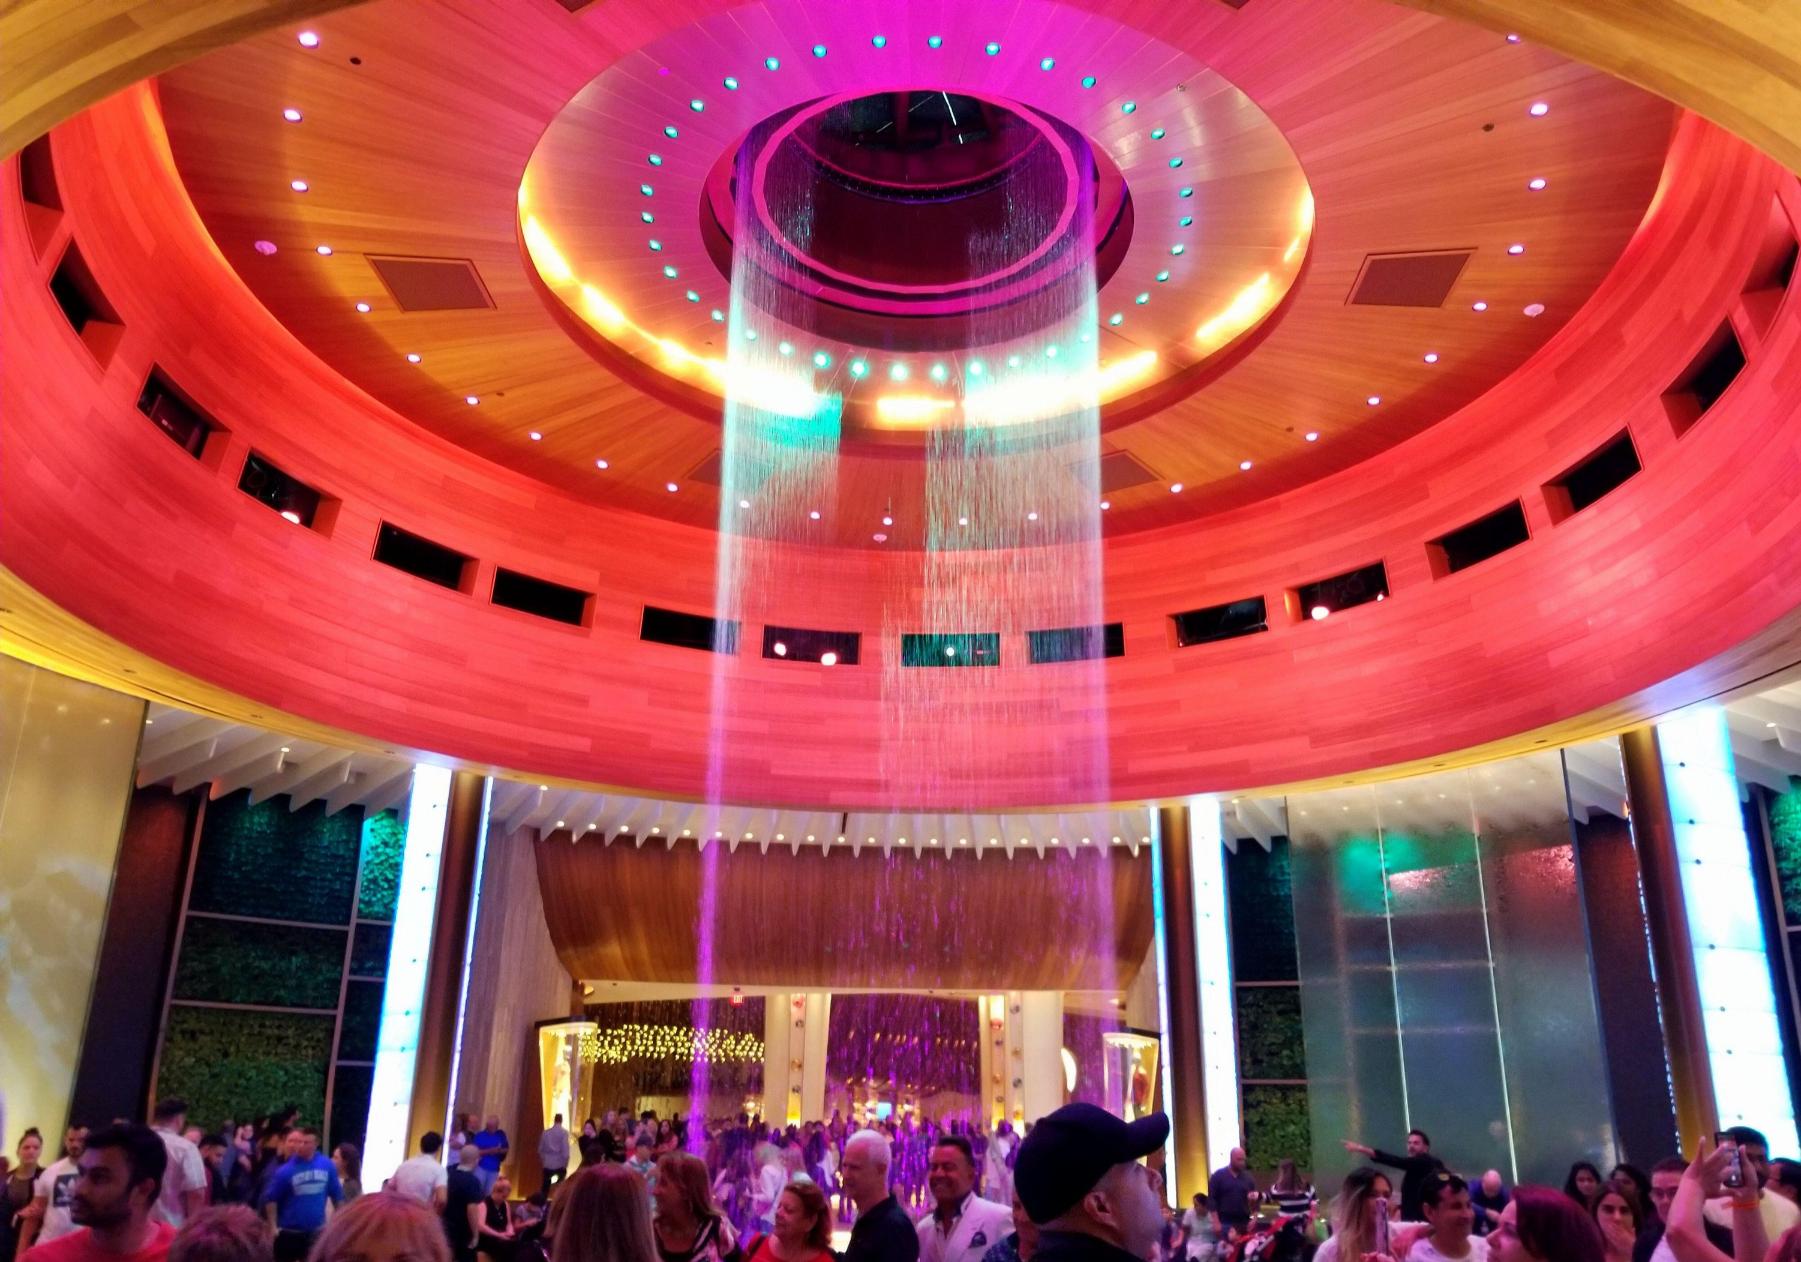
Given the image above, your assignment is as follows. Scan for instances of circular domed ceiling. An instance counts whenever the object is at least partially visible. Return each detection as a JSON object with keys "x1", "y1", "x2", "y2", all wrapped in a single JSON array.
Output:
[{"x1": 156, "y1": 0, "x2": 1675, "y2": 545}]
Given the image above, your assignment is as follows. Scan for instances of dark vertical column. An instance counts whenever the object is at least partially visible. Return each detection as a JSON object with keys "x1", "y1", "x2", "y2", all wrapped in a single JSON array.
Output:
[
  {"x1": 408, "y1": 771, "x2": 488, "y2": 1147},
  {"x1": 68, "y1": 786, "x2": 197, "y2": 1126},
  {"x1": 1157, "y1": 804, "x2": 1209, "y2": 1200},
  {"x1": 1571, "y1": 808, "x2": 1680, "y2": 1162},
  {"x1": 1619, "y1": 727, "x2": 1718, "y2": 1149}
]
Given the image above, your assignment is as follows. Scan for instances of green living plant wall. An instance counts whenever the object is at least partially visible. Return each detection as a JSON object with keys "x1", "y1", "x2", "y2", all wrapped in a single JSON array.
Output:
[
  {"x1": 1236, "y1": 987, "x2": 1307, "y2": 1081},
  {"x1": 357, "y1": 809, "x2": 405, "y2": 921},
  {"x1": 157, "y1": 1006, "x2": 334, "y2": 1128},
  {"x1": 189, "y1": 791, "x2": 361, "y2": 925},
  {"x1": 1771, "y1": 786, "x2": 1801, "y2": 921},
  {"x1": 1243, "y1": 1084, "x2": 1312, "y2": 1171},
  {"x1": 172, "y1": 917, "x2": 347, "y2": 1009}
]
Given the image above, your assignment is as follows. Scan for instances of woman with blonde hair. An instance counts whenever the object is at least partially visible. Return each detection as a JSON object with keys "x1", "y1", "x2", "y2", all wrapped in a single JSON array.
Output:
[
  {"x1": 1311, "y1": 1166, "x2": 1392, "y2": 1262},
  {"x1": 554, "y1": 1166, "x2": 658, "y2": 1262},
  {"x1": 653, "y1": 1154, "x2": 739, "y2": 1262},
  {"x1": 305, "y1": 1191, "x2": 450, "y2": 1262}
]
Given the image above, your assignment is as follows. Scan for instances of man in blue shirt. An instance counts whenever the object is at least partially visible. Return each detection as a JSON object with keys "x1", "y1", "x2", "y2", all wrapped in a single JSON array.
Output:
[
  {"x1": 471, "y1": 1116, "x2": 509, "y2": 1196},
  {"x1": 263, "y1": 1127, "x2": 343, "y2": 1262}
]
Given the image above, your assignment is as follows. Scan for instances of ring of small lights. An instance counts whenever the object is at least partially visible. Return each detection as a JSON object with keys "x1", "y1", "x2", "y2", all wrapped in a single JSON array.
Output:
[{"x1": 517, "y1": 0, "x2": 1314, "y2": 443}]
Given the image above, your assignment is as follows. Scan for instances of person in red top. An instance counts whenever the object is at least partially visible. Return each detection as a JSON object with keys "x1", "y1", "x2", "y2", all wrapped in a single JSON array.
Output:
[{"x1": 25, "y1": 1124, "x2": 175, "y2": 1262}]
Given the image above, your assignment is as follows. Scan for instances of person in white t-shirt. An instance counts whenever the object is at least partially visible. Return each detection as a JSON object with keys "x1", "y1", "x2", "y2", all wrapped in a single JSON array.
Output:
[
  {"x1": 390, "y1": 1132, "x2": 450, "y2": 1210},
  {"x1": 20, "y1": 1126, "x2": 89, "y2": 1250},
  {"x1": 1407, "y1": 1172, "x2": 1488, "y2": 1262},
  {"x1": 150, "y1": 1098, "x2": 207, "y2": 1228}
]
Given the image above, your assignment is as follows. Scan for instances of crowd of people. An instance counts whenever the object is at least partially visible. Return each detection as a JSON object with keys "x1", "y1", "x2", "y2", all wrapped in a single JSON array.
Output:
[{"x1": 6, "y1": 1096, "x2": 1799, "y2": 1262}]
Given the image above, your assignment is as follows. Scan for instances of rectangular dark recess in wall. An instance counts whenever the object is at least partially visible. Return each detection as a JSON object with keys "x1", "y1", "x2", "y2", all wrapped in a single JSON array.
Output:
[
  {"x1": 137, "y1": 369, "x2": 216, "y2": 458},
  {"x1": 1746, "y1": 195, "x2": 1799, "y2": 293},
  {"x1": 49, "y1": 241, "x2": 124, "y2": 364},
  {"x1": 373, "y1": 522, "x2": 472, "y2": 590},
  {"x1": 492, "y1": 568, "x2": 591, "y2": 626},
  {"x1": 1662, "y1": 322, "x2": 1747, "y2": 436},
  {"x1": 1545, "y1": 431, "x2": 1642, "y2": 522},
  {"x1": 901, "y1": 632, "x2": 1000, "y2": 667},
  {"x1": 239, "y1": 453, "x2": 325, "y2": 529},
  {"x1": 1028, "y1": 623, "x2": 1124, "y2": 663},
  {"x1": 18, "y1": 135, "x2": 63, "y2": 257},
  {"x1": 642, "y1": 606, "x2": 739, "y2": 653},
  {"x1": 1172, "y1": 597, "x2": 1268, "y2": 647},
  {"x1": 1294, "y1": 561, "x2": 1388, "y2": 620},
  {"x1": 1429, "y1": 501, "x2": 1530, "y2": 576},
  {"x1": 762, "y1": 625, "x2": 860, "y2": 665}
]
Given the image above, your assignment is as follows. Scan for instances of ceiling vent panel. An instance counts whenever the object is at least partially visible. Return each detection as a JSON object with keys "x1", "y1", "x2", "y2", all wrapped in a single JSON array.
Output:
[
  {"x1": 1348, "y1": 249, "x2": 1473, "y2": 307},
  {"x1": 367, "y1": 255, "x2": 495, "y2": 311},
  {"x1": 688, "y1": 451, "x2": 725, "y2": 485},
  {"x1": 1098, "y1": 450, "x2": 1159, "y2": 493}
]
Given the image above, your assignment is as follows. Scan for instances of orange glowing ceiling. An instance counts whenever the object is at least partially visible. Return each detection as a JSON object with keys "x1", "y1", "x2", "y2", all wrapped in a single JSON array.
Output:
[{"x1": 155, "y1": 0, "x2": 1675, "y2": 547}]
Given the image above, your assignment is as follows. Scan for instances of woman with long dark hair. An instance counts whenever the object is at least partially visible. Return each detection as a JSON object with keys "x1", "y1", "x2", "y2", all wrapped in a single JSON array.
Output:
[
  {"x1": 1563, "y1": 1165, "x2": 1603, "y2": 1212},
  {"x1": 554, "y1": 1166, "x2": 658, "y2": 1262}
]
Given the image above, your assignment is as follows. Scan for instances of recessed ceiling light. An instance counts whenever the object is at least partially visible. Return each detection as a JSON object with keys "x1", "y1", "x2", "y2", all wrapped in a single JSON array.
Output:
[
  {"x1": 528, "y1": 430, "x2": 542, "y2": 440},
  {"x1": 1529, "y1": 101, "x2": 1549, "y2": 116},
  {"x1": 1310, "y1": 605, "x2": 1330, "y2": 620},
  {"x1": 871, "y1": 35, "x2": 887, "y2": 48},
  {"x1": 958, "y1": 516, "x2": 969, "y2": 526},
  {"x1": 813, "y1": 350, "x2": 831, "y2": 368},
  {"x1": 1081, "y1": 74, "x2": 1097, "y2": 89},
  {"x1": 1099, "y1": 499, "x2": 1111, "y2": 510},
  {"x1": 1169, "y1": 482, "x2": 1183, "y2": 493},
  {"x1": 1506, "y1": 32, "x2": 1521, "y2": 43},
  {"x1": 1040, "y1": 56, "x2": 1055, "y2": 70},
  {"x1": 1239, "y1": 459, "x2": 1253, "y2": 470},
  {"x1": 1027, "y1": 510, "x2": 1039, "y2": 521},
  {"x1": 297, "y1": 30, "x2": 320, "y2": 47},
  {"x1": 928, "y1": 35, "x2": 943, "y2": 48},
  {"x1": 689, "y1": 98, "x2": 704, "y2": 112},
  {"x1": 595, "y1": 458, "x2": 609, "y2": 469},
  {"x1": 889, "y1": 362, "x2": 909, "y2": 381},
  {"x1": 665, "y1": 481, "x2": 679, "y2": 492},
  {"x1": 772, "y1": 641, "x2": 788, "y2": 657},
  {"x1": 254, "y1": 240, "x2": 277, "y2": 256},
  {"x1": 354, "y1": 301, "x2": 370, "y2": 312},
  {"x1": 315, "y1": 244, "x2": 333, "y2": 255},
  {"x1": 1423, "y1": 352, "x2": 1439, "y2": 363},
  {"x1": 280, "y1": 510, "x2": 302, "y2": 524},
  {"x1": 882, "y1": 515, "x2": 894, "y2": 526},
  {"x1": 1472, "y1": 300, "x2": 1489, "y2": 311},
  {"x1": 849, "y1": 359, "x2": 868, "y2": 378},
  {"x1": 1507, "y1": 243, "x2": 1526, "y2": 255},
  {"x1": 405, "y1": 351, "x2": 421, "y2": 362},
  {"x1": 808, "y1": 509, "x2": 821, "y2": 520},
  {"x1": 1304, "y1": 431, "x2": 1319, "y2": 442},
  {"x1": 1528, "y1": 177, "x2": 1547, "y2": 190},
  {"x1": 1366, "y1": 395, "x2": 1381, "y2": 406},
  {"x1": 984, "y1": 41, "x2": 1001, "y2": 55},
  {"x1": 738, "y1": 498, "x2": 750, "y2": 509},
  {"x1": 465, "y1": 395, "x2": 479, "y2": 405},
  {"x1": 1523, "y1": 302, "x2": 1546, "y2": 317},
  {"x1": 290, "y1": 179, "x2": 309, "y2": 192},
  {"x1": 282, "y1": 107, "x2": 303, "y2": 122}
]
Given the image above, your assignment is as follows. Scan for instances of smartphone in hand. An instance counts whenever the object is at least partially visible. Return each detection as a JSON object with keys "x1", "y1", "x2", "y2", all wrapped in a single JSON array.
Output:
[{"x1": 1715, "y1": 1133, "x2": 1745, "y2": 1189}]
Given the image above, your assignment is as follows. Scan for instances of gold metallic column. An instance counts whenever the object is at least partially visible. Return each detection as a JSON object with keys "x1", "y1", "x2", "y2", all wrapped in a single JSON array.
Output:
[
  {"x1": 1619, "y1": 728, "x2": 1718, "y2": 1148},
  {"x1": 408, "y1": 770, "x2": 489, "y2": 1146},
  {"x1": 1156, "y1": 804, "x2": 1209, "y2": 1201}
]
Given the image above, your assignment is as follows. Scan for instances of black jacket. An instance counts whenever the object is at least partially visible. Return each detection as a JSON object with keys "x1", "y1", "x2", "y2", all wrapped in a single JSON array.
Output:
[
  {"x1": 1032, "y1": 1229, "x2": 1150, "y2": 1262},
  {"x1": 1368, "y1": 1150, "x2": 1446, "y2": 1222},
  {"x1": 845, "y1": 1196, "x2": 921, "y2": 1262}
]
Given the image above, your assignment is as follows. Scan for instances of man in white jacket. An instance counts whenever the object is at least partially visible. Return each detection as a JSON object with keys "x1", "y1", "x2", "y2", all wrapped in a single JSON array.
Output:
[{"x1": 919, "y1": 1137, "x2": 1013, "y2": 1262}]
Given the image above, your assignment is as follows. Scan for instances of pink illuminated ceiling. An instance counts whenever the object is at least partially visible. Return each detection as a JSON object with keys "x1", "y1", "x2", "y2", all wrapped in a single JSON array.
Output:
[{"x1": 154, "y1": 0, "x2": 1676, "y2": 546}]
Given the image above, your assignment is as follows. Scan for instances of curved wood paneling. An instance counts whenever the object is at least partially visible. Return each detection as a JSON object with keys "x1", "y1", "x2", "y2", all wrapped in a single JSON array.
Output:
[
  {"x1": 0, "y1": 0, "x2": 362, "y2": 157},
  {"x1": 535, "y1": 832, "x2": 1155, "y2": 990},
  {"x1": 4, "y1": 92, "x2": 1801, "y2": 808},
  {"x1": 1398, "y1": 0, "x2": 1801, "y2": 176}
]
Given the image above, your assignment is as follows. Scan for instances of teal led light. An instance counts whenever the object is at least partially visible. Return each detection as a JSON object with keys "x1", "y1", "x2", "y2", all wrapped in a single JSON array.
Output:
[
  {"x1": 1168, "y1": 156, "x2": 1184, "y2": 168},
  {"x1": 1107, "y1": 313, "x2": 1123, "y2": 326},
  {"x1": 778, "y1": 340, "x2": 795, "y2": 356},
  {"x1": 813, "y1": 350, "x2": 831, "y2": 368},
  {"x1": 889, "y1": 362, "x2": 909, "y2": 381},
  {"x1": 1156, "y1": 269, "x2": 1170, "y2": 281},
  {"x1": 927, "y1": 34, "x2": 943, "y2": 48},
  {"x1": 745, "y1": 329, "x2": 758, "y2": 341},
  {"x1": 1170, "y1": 243, "x2": 1185, "y2": 255},
  {"x1": 648, "y1": 153, "x2": 663, "y2": 166},
  {"x1": 1045, "y1": 345, "x2": 1059, "y2": 359},
  {"x1": 812, "y1": 43, "x2": 827, "y2": 57},
  {"x1": 765, "y1": 55, "x2": 780, "y2": 70},
  {"x1": 1150, "y1": 127, "x2": 1166, "y2": 140},
  {"x1": 725, "y1": 75, "x2": 741, "y2": 89},
  {"x1": 849, "y1": 358, "x2": 869, "y2": 378},
  {"x1": 1080, "y1": 74, "x2": 1096, "y2": 88},
  {"x1": 685, "y1": 290, "x2": 700, "y2": 302},
  {"x1": 1179, "y1": 186, "x2": 1194, "y2": 198},
  {"x1": 1179, "y1": 215, "x2": 1193, "y2": 226},
  {"x1": 640, "y1": 183, "x2": 654, "y2": 196},
  {"x1": 710, "y1": 309, "x2": 725, "y2": 322},
  {"x1": 690, "y1": 98, "x2": 705, "y2": 112},
  {"x1": 967, "y1": 360, "x2": 984, "y2": 376},
  {"x1": 1007, "y1": 355, "x2": 1022, "y2": 368},
  {"x1": 1135, "y1": 292, "x2": 1150, "y2": 304},
  {"x1": 1040, "y1": 56, "x2": 1056, "y2": 70},
  {"x1": 1122, "y1": 101, "x2": 1136, "y2": 114},
  {"x1": 640, "y1": 211, "x2": 654, "y2": 224},
  {"x1": 871, "y1": 34, "x2": 887, "y2": 48},
  {"x1": 985, "y1": 42, "x2": 1001, "y2": 55},
  {"x1": 664, "y1": 125, "x2": 679, "y2": 139},
  {"x1": 663, "y1": 264, "x2": 678, "y2": 278},
  {"x1": 929, "y1": 362, "x2": 948, "y2": 382},
  {"x1": 648, "y1": 239, "x2": 663, "y2": 251}
]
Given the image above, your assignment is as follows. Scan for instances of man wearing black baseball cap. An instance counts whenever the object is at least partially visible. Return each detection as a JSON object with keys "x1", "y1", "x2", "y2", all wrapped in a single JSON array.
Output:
[{"x1": 1013, "y1": 1105, "x2": 1170, "y2": 1262}]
